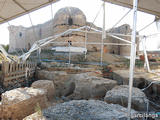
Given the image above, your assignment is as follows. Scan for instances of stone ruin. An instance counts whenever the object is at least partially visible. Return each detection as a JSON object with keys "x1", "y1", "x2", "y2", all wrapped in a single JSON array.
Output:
[
  {"x1": 0, "y1": 61, "x2": 160, "y2": 120},
  {"x1": 8, "y1": 7, "x2": 139, "y2": 56}
]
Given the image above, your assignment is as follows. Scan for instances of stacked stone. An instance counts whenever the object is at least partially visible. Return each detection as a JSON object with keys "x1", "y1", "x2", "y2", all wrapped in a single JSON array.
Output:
[{"x1": 0, "y1": 87, "x2": 48, "y2": 120}]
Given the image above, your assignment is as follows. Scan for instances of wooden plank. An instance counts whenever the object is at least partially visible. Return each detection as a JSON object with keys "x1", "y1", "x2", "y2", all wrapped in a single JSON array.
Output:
[
  {"x1": 9, "y1": 62, "x2": 13, "y2": 73},
  {"x1": 4, "y1": 71, "x2": 35, "y2": 81}
]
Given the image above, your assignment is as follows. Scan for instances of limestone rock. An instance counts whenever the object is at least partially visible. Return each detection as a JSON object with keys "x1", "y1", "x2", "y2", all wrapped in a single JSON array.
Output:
[
  {"x1": 31, "y1": 80, "x2": 55, "y2": 101},
  {"x1": 37, "y1": 70, "x2": 68, "y2": 81},
  {"x1": 43, "y1": 100, "x2": 137, "y2": 120},
  {"x1": 104, "y1": 85, "x2": 148, "y2": 111},
  {"x1": 2, "y1": 87, "x2": 45, "y2": 105},
  {"x1": 69, "y1": 73, "x2": 117, "y2": 99},
  {"x1": 1, "y1": 87, "x2": 48, "y2": 120}
]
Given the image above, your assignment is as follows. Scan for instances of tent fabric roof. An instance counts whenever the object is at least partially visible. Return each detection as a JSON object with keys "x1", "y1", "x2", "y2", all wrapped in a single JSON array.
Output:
[
  {"x1": 0, "y1": 0, "x2": 160, "y2": 24},
  {"x1": 0, "y1": 0, "x2": 59, "y2": 24},
  {"x1": 103, "y1": 0, "x2": 160, "y2": 17}
]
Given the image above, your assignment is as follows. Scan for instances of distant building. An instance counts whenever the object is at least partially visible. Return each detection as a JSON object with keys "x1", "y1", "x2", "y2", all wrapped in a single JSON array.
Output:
[{"x1": 8, "y1": 7, "x2": 139, "y2": 56}]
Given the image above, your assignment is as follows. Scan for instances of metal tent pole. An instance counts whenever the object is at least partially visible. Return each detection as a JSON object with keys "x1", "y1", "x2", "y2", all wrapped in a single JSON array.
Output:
[
  {"x1": 28, "y1": 13, "x2": 39, "y2": 61},
  {"x1": 127, "y1": 0, "x2": 138, "y2": 119},
  {"x1": 50, "y1": 2, "x2": 54, "y2": 20},
  {"x1": 85, "y1": 27, "x2": 87, "y2": 59},
  {"x1": 38, "y1": 48, "x2": 41, "y2": 63},
  {"x1": 101, "y1": 2, "x2": 106, "y2": 66},
  {"x1": 89, "y1": 4, "x2": 103, "y2": 30},
  {"x1": 142, "y1": 36, "x2": 151, "y2": 72},
  {"x1": 111, "y1": 9, "x2": 132, "y2": 29},
  {"x1": 68, "y1": 41, "x2": 71, "y2": 65}
]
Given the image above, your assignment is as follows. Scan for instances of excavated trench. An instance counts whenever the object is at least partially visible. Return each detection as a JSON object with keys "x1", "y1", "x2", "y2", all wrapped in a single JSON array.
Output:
[
  {"x1": 1, "y1": 62, "x2": 160, "y2": 120},
  {"x1": 102, "y1": 67, "x2": 160, "y2": 113}
]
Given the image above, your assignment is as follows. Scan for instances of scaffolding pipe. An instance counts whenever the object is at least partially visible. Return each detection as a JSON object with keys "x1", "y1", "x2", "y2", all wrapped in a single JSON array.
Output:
[
  {"x1": 38, "y1": 48, "x2": 41, "y2": 63},
  {"x1": 111, "y1": 9, "x2": 132, "y2": 29},
  {"x1": 101, "y1": 2, "x2": 106, "y2": 66},
  {"x1": 28, "y1": 13, "x2": 40, "y2": 61},
  {"x1": 142, "y1": 37, "x2": 151, "y2": 72},
  {"x1": 28, "y1": 13, "x2": 37, "y2": 40},
  {"x1": 85, "y1": 28, "x2": 87, "y2": 59},
  {"x1": 89, "y1": 4, "x2": 103, "y2": 30},
  {"x1": 79, "y1": 29, "x2": 143, "y2": 38},
  {"x1": 138, "y1": 21, "x2": 155, "y2": 33},
  {"x1": 127, "y1": 0, "x2": 138, "y2": 119},
  {"x1": 68, "y1": 41, "x2": 71, "y2": 65},
  {"x1": 109, "y1": 34, "x2": 131, "y2": 44},
  {"x1": 50, "y1": 2, "x2": 54, "y2": 20},
  {"x1": 128, "y1": 20, "x2": 155, "y2": 35},
  {"x1": 50, "y1": 41, "x2": 131, "y2": 46}
]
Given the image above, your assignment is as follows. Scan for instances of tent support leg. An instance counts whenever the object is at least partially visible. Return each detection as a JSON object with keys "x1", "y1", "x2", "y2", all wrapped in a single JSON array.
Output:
[
  {"x1": 85, "y1": 28, "x2": 87, "y2": 59},
  {"x1": 142, "y1": 37, "x2": 151, "y2": 72},
  {"x1": 101, "y1": 1, "x2": 106, "y2": 66},
  {"x1": 127, "y1": 0, "x2": 138, "y2": 119}
]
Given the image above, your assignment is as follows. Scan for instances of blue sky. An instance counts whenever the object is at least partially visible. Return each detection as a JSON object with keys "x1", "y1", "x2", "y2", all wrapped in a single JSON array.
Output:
[{"x1": 0, "y1": 0, "x2": 159, "y2": 50}]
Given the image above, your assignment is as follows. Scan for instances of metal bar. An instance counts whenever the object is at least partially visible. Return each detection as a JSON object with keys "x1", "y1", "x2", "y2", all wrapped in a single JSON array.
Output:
[
  {"x1": 78, "y1": 29, "x2": 143, "y2": 38},
  {"x1": 109, "y1": 34, "x2": 131, "y2": 44},
  {"x1": 101, "y1": 2, "x2": 106, "y2": 66},
  {"x1": 68, "y1": 42, "x2": 71, "y2": 65},
  {"x1": 138, "y1": 21, "x2": 155, "y2": 33},
  {"x1": 89, "y1": 4, "x2": 103, "y2": 30},
  {"x1": 50, "y1": 2, "x2": 54, "y2": 20},
  {"x1": 85, "y1": 28, "x2": 87, "y2": 59},
  {"x1": 142, "y1": 37, "x2": 151, "y2": 72},
  {"x1": 28, "y1": 13, "x2": 37, "y2": 40},
  {"x1": 128, "y1": 21, "x2": 155, "y2": 35},
  {"x1": 108, "y1": 33, "x2": 143, "y2": 38},
  {"x1": 50, "y1": 41, "x2": 131, "y2": 45},
  {"x1": 127, "y1": 0, "x2": 138, "y2": 119},
  {"x1": 111, "y1": 9, "x2": 132, "y2": 29}
]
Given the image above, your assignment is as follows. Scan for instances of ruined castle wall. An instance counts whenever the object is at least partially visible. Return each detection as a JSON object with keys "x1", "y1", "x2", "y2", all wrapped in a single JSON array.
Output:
[
  {"x1": 8, "y1": 20, "x2": 54, "y2": 52},
  {"x1": 8, "y1": 26, "x2": 26, "y2": 52}
]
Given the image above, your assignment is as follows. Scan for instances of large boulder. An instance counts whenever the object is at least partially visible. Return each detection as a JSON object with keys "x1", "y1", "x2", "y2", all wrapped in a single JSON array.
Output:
[
  {"x1": 104, "y1": 85, "x2": 148, "y2": 111},
  {"x1": 31, "y1": 80, "x2": 55, "y2": 101},
  {"x1": 1, "y1": 87, "x2": 48, "y2": 120},
  {"x1": 43, "y1": 100, "x2": 137, "y2": 120},
  {"x1": 69, "y1": 73, "x2": 117, "y2": 99}
]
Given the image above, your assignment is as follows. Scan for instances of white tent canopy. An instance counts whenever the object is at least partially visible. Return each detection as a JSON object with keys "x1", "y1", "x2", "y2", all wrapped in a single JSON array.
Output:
[
  {"x1": 103, "y1": 0, "x2": 160, "y2": 17},
  {"x1": 0, "y1": 0, "x2": 59, "y2": 24},
  {"x1": 0, "y1": 0, "x2": 160, "y2": 24}
]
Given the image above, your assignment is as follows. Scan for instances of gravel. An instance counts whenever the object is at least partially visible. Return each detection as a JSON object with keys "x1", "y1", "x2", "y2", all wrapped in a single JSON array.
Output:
[{"x1": 43, "y1": 100, "x2": 137, "y2": 120}]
